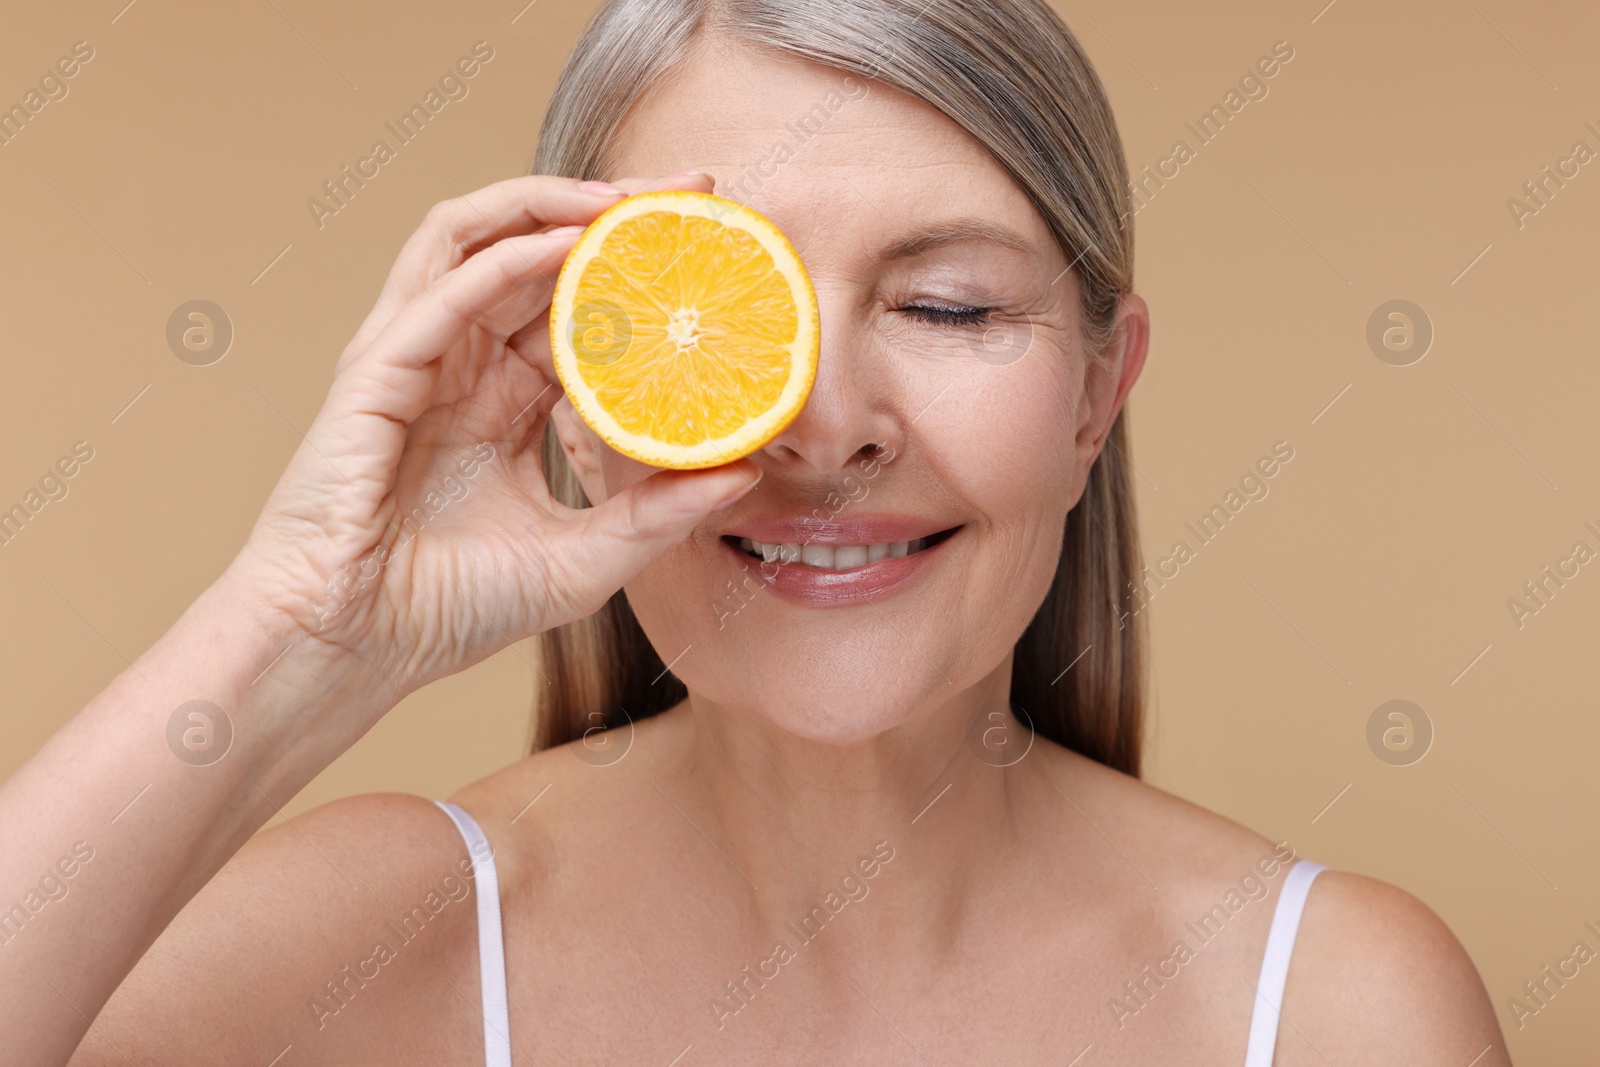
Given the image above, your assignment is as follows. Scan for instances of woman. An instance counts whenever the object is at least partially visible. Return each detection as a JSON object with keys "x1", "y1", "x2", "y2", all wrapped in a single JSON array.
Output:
[{"x1": 2, "y1": 0, "x2": 1507, "y2": 1063}]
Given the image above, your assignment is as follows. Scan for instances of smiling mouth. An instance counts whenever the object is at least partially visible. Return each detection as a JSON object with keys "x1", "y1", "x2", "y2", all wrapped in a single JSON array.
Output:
[{"x1": 721, "y1": 526, "x2": 963, "y2": 572}]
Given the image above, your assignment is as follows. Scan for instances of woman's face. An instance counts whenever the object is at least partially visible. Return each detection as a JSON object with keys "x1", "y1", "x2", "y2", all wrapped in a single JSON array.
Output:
[{"x1": 554, "y1": 44, "x2": 1143, "y2": 744}]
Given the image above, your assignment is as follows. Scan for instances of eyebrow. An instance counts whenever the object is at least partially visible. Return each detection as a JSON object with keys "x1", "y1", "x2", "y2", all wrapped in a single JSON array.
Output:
[{"x1": 877, "y1": 218, "x2": 1038, "y2": 262}]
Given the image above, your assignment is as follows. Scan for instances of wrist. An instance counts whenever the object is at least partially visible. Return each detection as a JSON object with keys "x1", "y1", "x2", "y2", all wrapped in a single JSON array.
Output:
[{"x1": 144, "y1": 553, "x2": 405, "y2": 790}]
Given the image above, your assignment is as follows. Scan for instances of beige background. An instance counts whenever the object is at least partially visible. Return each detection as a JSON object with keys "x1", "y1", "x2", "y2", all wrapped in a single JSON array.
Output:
[{"x1": 2, "y1": 0, "x2": 1596, "y2": 1060}]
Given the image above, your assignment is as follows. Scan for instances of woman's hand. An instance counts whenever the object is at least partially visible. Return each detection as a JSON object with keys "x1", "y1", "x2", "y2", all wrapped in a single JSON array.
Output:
[
  {"x1": 0, "y1": 171, "x2": 761, "y2": 1066},
  {"x1": 234, "y1": 169, "x2": 758, "y2": 711}
]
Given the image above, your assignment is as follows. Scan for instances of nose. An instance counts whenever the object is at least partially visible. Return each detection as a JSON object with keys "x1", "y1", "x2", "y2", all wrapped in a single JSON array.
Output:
[{"x1": 760, "y1": 292, "x2": 901, "y2": 473}]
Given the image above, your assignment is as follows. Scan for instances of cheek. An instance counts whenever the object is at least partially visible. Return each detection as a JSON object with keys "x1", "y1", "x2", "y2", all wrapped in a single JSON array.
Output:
[
  {"x1": 920, "y1": 354, "x2": 1078, "y2": 518},
  {"x1": 930, "y1": 355, "x2": 1077, "y2": 611}
]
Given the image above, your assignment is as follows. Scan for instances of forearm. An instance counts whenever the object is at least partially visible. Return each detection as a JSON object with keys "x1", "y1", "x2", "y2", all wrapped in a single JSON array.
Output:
[{"x1": 0, "y1": 555, "x2": 395, "y2": 1065}]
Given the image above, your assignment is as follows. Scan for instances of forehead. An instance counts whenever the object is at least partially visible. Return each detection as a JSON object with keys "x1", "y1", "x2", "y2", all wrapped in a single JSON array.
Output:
[{"x1": 606, "y1": 43, "x2": 1056, "y2": 261}]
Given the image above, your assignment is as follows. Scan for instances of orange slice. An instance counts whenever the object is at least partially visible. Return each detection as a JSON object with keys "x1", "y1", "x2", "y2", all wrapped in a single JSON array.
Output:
[{"x1": 548, "y1": 190, "x2": 819, "y2": 470}]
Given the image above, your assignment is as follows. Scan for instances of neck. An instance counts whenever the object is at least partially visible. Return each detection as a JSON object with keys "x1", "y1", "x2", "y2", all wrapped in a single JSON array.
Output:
[{"x1": 661, "y1": 653, "x2": 1042, "y2": 959}]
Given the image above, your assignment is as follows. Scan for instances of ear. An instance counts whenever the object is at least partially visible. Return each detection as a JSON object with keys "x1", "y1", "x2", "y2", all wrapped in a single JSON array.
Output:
[
  {"x1": 549, "y1": 398, "x2": 610, "y2": 505},
  {"x1": 1070, "y1": 292, "x2": 1149, "y2": 502}
]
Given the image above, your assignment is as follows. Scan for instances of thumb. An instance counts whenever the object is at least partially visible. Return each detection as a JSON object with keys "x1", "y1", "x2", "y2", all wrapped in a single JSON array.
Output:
[{"x1": 576, "y1": 459, "x2": 763, "y2": 582}]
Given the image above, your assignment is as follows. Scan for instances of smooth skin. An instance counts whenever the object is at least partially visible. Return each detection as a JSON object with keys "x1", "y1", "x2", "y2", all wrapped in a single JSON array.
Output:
[{"x1": 0, "y1": 41, "x2": 1507, "y2": 1067}]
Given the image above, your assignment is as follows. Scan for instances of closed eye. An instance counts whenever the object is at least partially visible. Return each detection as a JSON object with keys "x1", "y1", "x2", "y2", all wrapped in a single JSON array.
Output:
[{"x1": 899, "y1": 304, "x2": 991, "y2": 328}]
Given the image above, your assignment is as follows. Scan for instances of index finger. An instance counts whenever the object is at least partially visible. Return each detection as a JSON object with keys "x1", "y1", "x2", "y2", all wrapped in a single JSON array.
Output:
[
  {"x1": 413, "y1": 174, "x2": 629, "y2": 266},
  {"x1": 338, "y1": 175, "x2": 632, "y2": 373}
]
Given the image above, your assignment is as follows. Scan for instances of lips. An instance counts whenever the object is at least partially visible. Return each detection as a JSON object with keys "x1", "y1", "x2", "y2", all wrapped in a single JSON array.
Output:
[{"x1": 717, "y1": 514, "x2": 964, "y2": 607}]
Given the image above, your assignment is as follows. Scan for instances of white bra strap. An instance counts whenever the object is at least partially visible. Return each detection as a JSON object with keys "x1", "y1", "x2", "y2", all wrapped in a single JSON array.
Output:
[
  {"x1": 1243, "y1": 859, "x2": 1325, "y2": 1067},
  {"x1": 435, "y1": 800, "x2": 513, "y2": 1067}
]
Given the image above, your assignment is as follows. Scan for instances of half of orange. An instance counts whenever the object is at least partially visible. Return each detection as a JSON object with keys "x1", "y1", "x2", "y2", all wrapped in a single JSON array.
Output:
[{"x1": 548, "y1": 190, "x2": 819, "y2": 470}]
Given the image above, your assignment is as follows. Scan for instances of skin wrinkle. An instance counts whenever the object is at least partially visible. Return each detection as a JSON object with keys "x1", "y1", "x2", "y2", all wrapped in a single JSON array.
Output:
[
  {"x1": 508, "y1": 31, "x2": 1494, "y2": 1055},
  {"x1": 7, "y1": 20, "x2": 1508, "y2": 1065},
  {"x1": 554, "y1": 44, "x2": 1114, "y2": 924}
]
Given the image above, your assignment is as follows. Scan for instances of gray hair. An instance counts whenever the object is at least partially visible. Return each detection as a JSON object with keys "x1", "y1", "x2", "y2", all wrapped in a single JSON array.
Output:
[
  {"x1": 531, "y1": 0, "x2": 1147, "y2": 777},
  {"x1": 533, "y1": 0, "x2": 1133, "y2": 352}
]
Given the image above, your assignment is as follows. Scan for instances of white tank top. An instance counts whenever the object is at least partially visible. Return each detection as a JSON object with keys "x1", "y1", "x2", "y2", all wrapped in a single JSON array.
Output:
[{"x1": 434, "y1": 800, "x2": 1324, "y2": 1067}]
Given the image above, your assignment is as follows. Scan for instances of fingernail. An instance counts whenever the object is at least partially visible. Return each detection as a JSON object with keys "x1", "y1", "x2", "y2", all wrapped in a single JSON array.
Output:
[
  {"x1": 547, "y1": 224, "x2": 585, "y2": 237},
  {"x1": 577, "y1": 180, "x2": 626, "y2": 196}
]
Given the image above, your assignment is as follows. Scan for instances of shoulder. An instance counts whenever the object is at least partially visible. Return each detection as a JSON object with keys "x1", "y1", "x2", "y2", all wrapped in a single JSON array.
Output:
[
  {"x1": 1274, "y1": 869, "x2": 1510, "y2": 1066},
  {"x1": 1031, "y1": 744, "x2": 1289, "y2": 888},
  {"x1": 203, "y1": 791, "x2": 484, "y2": 931},
  {"x1": 74, "y1": 792, "x2": 483, "y2": 1065},
  {"x1": 1031, "y1": 749, "x2": 1508, "y2": 1063},
  {"x1": 443, "y1": 710, "x2": 684, "y2": 900}
]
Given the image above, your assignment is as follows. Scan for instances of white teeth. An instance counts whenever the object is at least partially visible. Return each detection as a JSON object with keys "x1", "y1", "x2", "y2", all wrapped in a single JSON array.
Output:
[
  {"x1": 739, "y1": 536, "x2": 937, "y2": 570},
  {"x1": 833, "y1": 545, "x2": 868, "y2": 569},
  {"x1": 799, "y1": 544, "x2": 834, "y2": 568}
]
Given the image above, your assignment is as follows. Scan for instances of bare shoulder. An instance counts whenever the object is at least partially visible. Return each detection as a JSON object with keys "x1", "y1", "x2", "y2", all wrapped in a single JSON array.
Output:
[
  {"x1": 1033, "y1": 744, "x2": 1290, "y2": 886},
  {"x1": 444, "y1": 712, "x2": 683, "y2": 900},
  {"x1": 1275, "y1": 869, "x2": 1510, "y2": 1066},
  {"x1": 73, "y1": 792, "x2": 485, "y2": 1066},
  {"x1": 1033, "y1": 747, "x2": 1508, "y2": 1063}
]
